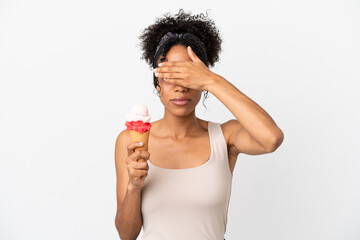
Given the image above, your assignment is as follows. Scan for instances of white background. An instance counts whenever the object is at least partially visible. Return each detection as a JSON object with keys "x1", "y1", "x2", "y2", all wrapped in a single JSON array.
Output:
[{"x1": 1, "y1": 0, "x2": 359, "y2": 239}]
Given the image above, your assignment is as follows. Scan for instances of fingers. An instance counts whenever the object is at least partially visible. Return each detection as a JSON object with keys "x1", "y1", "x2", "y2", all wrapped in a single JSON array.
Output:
[
  {"x1": 127, "y1": 159, "x2": 149, "y2": 181},
  {"x1": 126, "y1": 148, "x2": 150, "y2": 163},
  {"x1": 158, "y1": 61, "x2": 188, "y2": 67},
  {"x1": 161, "y1": 78, "x2": 183, "y2": 86},
  {"x1": 154, "y1": 62, "x2": 189, "y2": 74},
  {"x1": 187, "y1": 46, "x2": 201, "y2": 62},
  {"x1": 128, "y1": 166, "x2": 148, "y2": 180},
  {"x1": 154, "y1": 71, "x2": 186, "y2": 80},
  {"x1": 126, "y1": 143, "x2": 150, "y2": 189},
  {"x1": 127, "y1": 141, "x2": 143, "y2": 155},
  {"x1": 129, "y1": 169, "x2": 148, "y2": 180},
  {"x1": 154, "y1": 66, "x2": 186, "y2": 73},
  {"x1": 127, "y1": 160, "x2": 149, "y2": 171},
  {"x1": 134, "y1": 150, "x2": 150, "y2": 162}
]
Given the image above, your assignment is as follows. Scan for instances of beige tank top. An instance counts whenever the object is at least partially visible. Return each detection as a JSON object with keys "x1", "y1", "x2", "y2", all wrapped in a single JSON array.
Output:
[{"x1": 140, "y1": 121, "x2": 233, "y2": 240}]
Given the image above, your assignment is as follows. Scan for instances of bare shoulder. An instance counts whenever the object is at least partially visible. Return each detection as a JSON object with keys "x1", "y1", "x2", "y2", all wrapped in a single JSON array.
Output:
[
  {"x1": 116, "y1": 129, "x2": 131, "y2": 148},
  {"x1": 114, "y1": 129, "x2": 131, "y2": 175},
  {"x1": 220, "y1": 119, "x2": 244, "y2": 144}
]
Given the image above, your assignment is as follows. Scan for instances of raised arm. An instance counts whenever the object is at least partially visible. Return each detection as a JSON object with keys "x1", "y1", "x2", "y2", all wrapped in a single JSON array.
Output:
[
  {"x1": 153, "y1": 45, "x2": 284, "y2": 155},
  {"x1": 208, "y1": 74, "x2": 284, "y2": 155}
]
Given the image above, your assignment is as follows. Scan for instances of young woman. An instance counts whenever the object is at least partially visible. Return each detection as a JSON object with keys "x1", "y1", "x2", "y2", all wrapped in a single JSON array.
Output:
[{"x1": 114, "y1": 9, "x2": 284, "y2": 240}]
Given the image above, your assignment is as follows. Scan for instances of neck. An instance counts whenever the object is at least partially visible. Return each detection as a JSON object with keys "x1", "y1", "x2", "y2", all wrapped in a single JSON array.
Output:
[{"x1": 159, "y1": 109, "x2": 203, "y2": 139}]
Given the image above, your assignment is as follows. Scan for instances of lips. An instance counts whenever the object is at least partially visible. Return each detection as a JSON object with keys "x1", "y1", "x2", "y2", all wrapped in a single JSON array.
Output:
[{"x1": 170, "y1": 97, "x2": 191, "y2": 106}]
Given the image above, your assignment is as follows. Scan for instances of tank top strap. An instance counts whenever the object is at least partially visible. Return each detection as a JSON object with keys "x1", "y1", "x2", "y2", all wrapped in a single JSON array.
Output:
[{"x1": 208, "y1": 121, "x2": 229, "y2": 166}]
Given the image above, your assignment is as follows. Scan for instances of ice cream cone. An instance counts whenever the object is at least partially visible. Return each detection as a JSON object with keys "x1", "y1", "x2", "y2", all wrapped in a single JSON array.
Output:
[
  {"x1": 125, "y1": 104, "x2": 152, "y2": 162},
  {"x1": 129, "y1": 130, "x2": 150, "y2": 162}
]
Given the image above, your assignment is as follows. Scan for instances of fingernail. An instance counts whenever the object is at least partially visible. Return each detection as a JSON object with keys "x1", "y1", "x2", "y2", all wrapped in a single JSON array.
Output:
[
  {"x1": 158, "y1": 63, "x2": 163, "y2": 67},
  {"x1": 155, "y1": 72, "x2": 160, "y2": 76},
  {"x1": 138, "y1": 142, "x2": 143, "y2": 146}
]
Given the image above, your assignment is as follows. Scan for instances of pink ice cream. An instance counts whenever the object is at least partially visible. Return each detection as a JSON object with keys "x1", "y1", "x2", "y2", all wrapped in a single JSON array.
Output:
[
  {"x1": 125, "y1": 104, "x2": 152, "y2": 133},
  {"x1": 126, "y1": 104, "x2": 151, "y2": 122}
]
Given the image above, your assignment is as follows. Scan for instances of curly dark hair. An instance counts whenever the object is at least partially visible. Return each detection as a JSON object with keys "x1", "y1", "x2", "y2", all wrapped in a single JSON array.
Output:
[{"x1": 138, "y1": 9, "x2": 222, "y2": 106}]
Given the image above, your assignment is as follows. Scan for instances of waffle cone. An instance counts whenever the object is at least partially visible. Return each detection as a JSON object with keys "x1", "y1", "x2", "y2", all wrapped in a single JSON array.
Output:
[{"x1": 129, "y1": 130, "x2": 150, "y2": 162}]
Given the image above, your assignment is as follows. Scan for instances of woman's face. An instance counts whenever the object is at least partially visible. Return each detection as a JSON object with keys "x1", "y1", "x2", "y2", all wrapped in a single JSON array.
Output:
[{"x1": 156, "y1": 44, "x2": 202, "y2": 117}]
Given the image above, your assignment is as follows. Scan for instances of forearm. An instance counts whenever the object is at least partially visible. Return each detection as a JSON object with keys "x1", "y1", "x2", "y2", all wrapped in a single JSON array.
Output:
[
  {"x1": 207, "y1": 74, "x2": 283, "y2": 147},
  {"x1": 115, "y1": 185, "x2": 142, "y2": 240}
]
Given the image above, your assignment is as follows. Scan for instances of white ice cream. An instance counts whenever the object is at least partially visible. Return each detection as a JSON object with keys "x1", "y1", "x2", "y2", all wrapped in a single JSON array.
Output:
[{"x1": 126, "y1": 104, "x2": 151, "y2": 122}]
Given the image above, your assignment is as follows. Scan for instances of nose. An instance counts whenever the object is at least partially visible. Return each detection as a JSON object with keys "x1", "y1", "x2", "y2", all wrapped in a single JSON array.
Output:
[{"x1": 174, "y1": 84, "x2": 189, "y2": 93}]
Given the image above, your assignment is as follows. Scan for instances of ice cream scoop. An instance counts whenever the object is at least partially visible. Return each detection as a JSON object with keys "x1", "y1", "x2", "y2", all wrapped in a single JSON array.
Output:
[
  {"x1": 125, "y1": 104, "x2": 152, "y2": 133},
  {"x1": 126, "y1": 104, "x2": 151, "y2": 123},
  {"x1": 125, "y1": 104, "x2": 152, "y2": 162}
]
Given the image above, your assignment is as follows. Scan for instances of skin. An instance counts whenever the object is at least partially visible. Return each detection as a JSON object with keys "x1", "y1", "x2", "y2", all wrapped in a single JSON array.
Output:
[{"x1": 114, "y1": 44, "x2": 284, "y2": 240}]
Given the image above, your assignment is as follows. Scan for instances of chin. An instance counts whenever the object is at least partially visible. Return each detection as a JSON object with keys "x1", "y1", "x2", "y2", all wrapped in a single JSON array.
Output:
[{"x1": 167, "y1": 105, "x2": 196, "y2": 117}]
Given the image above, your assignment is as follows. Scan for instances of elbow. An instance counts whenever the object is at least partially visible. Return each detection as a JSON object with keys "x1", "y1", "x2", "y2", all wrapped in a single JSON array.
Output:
[
  {"x1": 115, "y1": 212, "x2": 140, "y2": 240},
  {"x1": 265, "y1": 129, "x2": 284, "y2": 153},
  {"x1": 115, "y1": 214, "x2": 130, "y2": 240},
  {"x1": 116, "y1": 227, "x2": 136, "y2": 240},
  {"x1": 115, "y1": 215, "x2": 126, "y2": 240}
]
